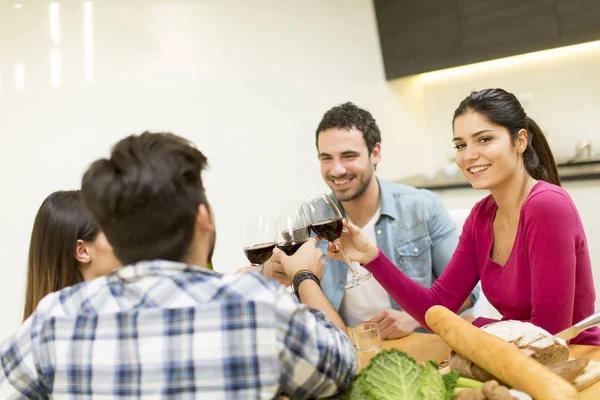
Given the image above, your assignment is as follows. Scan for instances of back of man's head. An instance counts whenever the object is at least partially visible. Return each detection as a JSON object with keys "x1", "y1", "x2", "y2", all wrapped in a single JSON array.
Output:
[{"x1": 81, "y1": 131, "x2": 208, "y2": 265}]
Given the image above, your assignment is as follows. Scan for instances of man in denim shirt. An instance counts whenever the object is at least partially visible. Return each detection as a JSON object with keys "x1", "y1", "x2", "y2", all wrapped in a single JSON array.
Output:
[{"x1": 310, "y1": 102, "x2": 479, "y2": 339}]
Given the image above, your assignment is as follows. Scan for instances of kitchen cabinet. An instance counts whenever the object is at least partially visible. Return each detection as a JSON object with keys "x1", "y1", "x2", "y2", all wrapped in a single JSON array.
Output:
[{"x1": 374, "y1": 0, "x2": 600, "y2": 79}]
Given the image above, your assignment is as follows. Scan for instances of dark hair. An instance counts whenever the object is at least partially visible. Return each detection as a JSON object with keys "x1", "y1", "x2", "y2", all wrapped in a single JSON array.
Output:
[
  {"x1": 315, "y1": 102, "x2": 381, "y2": 154},
  {"x1": 453, "y1": 88, "x2": 560, "y2": 186},
  {"x1": 24, "y1": 190, "x2": 98, "y2": 321},
  {"x1": 81, "y1": 132, "x2": 209, "y2": 265}
]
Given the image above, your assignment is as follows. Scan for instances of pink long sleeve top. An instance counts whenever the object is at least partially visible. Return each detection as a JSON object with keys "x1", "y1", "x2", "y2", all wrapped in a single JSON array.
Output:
[{"x1": 363, "y1": 181, "x2": 600, "y2": 345}]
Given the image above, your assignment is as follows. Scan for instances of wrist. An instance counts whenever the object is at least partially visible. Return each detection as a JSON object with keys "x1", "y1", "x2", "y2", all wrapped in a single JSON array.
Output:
[
  {"x1": 292, "y1": 270, "x2": 321, "y2": 301},
  {"x1": 411, "y1": 318, "x2": 421, "y2": 331},
  {"x1": 362, "y1": 245, "x2": 380, "y2": 264}
]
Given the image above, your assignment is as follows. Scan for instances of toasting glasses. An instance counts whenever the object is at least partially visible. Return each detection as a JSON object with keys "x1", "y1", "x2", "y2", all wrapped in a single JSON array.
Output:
[
  {"x1": 304, "y1": 194, "x2": 372, "y2": 288},
  {"x1": 276, "y1": 202, "x2": 311, "y2": 255}
]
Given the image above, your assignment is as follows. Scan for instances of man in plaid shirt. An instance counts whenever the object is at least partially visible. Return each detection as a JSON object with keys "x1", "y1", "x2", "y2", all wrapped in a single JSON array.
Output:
[{"x1": 0, "y1": 132, "x2": 356, "y2": 399}]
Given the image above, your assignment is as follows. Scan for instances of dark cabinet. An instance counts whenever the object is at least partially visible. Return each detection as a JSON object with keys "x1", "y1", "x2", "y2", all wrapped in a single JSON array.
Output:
[
  {"x1": 374, "y1": 0, "x2": 600, "y2": 79},
  {"x1": 556, "y1": 0, "x2": 600, "y2": 45}
]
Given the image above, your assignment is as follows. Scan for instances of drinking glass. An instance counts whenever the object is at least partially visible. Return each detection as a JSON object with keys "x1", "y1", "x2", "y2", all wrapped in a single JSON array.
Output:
[
  {"x1": 351, "y1": 323, "x2": 382, "y2": 370},
  {"x1": 243, "y1": 217, "x2": 277, "y2": 267},
  {"x1": 277, "y1": 202, "x2": 311, "y2": 256},
  {"x1": 304, "y1": 193, "x2": 372, "y2": 288}
]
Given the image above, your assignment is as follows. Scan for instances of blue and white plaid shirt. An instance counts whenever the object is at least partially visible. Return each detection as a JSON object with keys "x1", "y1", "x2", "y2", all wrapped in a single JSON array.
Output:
[{"x1": 0, "y1": 261, "x2": 356, "y2": 399}]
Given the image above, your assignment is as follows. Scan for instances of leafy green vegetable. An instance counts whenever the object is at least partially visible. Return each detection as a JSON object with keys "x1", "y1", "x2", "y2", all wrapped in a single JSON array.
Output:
[
  {"x1": 347, "y1": 375, "x2": 371, "y2": 400},
  {"x1": 442, "y1": 370, "x2": 460, "y2": 400},
  {"x1": 420, "y1": 361, "x2": 446, "y2": 400},
  {"x1": 363, "y1": 350, "x2": 424, "y2": 399},
  {"x1": 339, "y1": 349, "x2": 449, "y2": 400}
]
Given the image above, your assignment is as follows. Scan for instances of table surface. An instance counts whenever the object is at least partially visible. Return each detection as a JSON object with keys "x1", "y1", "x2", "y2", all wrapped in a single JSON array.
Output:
[{"x1": 382, "y1": 333, "x2": 600, "y2": 399}]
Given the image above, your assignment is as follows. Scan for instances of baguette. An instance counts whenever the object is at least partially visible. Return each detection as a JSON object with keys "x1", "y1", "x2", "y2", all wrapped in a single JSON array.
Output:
[{"x1": 425, "y1": 306, "x2": 577, "y2": 400}]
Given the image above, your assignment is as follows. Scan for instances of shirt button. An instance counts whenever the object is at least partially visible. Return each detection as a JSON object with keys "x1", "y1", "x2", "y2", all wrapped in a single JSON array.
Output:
[
  {"x1": 413, "y1": 248, "x2": 419, "y2": 253},
  {"x1": 339, "y1": 280, "x2": 344, "y2": 284},
  {"x1": 376, "y1": 230, "x2": 382, "y2": 235}
]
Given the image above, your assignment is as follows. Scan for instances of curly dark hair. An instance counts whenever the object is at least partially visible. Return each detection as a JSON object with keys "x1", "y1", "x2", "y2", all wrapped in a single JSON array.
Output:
[{"x1": 315, "y1": 102, "x2": 381, "y2": 154}]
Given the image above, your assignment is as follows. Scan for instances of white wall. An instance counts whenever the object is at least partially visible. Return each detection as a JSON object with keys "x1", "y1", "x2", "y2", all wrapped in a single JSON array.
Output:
[{"x1": 0, "y1": 0, "x2": 421, "y2": 341}]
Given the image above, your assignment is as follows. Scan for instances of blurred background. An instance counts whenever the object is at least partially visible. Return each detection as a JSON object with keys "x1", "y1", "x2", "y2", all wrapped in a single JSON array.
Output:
[{"x1": 0, "y1": 0, "x2": 599, "y2": 340}]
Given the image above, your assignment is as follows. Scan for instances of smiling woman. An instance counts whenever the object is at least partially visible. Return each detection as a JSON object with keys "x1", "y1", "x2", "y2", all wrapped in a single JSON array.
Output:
[
  {"x1": 325, "y1": 89, "x2": 600, "y2": 346},
  {"x1": 452, "y1": 89, "x2": 560, "y2": 192}
]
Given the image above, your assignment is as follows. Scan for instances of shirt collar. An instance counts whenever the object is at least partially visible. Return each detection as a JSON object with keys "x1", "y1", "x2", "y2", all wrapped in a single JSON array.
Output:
[
  {"x1": 107, "y1": 259, "x2": 221, "y2": 283},
  {"x1": 377, "y1": 178, "x2": 399, "y2": 220}
]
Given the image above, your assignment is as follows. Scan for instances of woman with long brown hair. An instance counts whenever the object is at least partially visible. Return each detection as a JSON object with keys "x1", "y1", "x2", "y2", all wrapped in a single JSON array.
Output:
[
  {"x1": 326, "y1": 88, "x2": 600, "y2": 345},
  {"x1": 23, "y1": 190, "x2": 120, "y2": 320}
]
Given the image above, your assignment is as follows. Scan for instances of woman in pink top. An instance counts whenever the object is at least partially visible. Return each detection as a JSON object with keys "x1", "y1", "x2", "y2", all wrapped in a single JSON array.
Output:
[{"x1": 327, "y1": 88, "x2": 600, "y2": 345}]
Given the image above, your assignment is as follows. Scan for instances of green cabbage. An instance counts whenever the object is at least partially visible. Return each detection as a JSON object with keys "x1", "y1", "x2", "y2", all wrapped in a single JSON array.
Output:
[
  {"x1": 341, "y1": 349, "x2": 453, "y2": 400},
  {"x1": 420, "y1": 361, "x2": 446, "y2": 400},
  {"x1": 442, "y1": 370, "x2": 460, "y2": 400}
]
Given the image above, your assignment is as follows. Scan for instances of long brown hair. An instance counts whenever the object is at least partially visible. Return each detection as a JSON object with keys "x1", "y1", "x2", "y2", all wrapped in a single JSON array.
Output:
[
  {"x1": 23, "y1": 190, "x2": 99, "y2": 321},
  {"x1": 453, "y1": 88, "x2": 560, "y2": 186}
]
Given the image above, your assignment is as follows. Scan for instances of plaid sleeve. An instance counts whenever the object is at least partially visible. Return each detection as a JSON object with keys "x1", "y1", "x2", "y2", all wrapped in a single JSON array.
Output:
[
  {"x1": 0, "y1": 318, "x2": 47, "y2": 399},
  {"x1": 274, "y1": 290, "x2": 356, "y2": 399}
]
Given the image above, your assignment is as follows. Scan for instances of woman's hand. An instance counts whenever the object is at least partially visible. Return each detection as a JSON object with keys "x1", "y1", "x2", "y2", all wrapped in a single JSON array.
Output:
[{"x1": 324, "y1": 219, "x2": 379, "y2": 265}]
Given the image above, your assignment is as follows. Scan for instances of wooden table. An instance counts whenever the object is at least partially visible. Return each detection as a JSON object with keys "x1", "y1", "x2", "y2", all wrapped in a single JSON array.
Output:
[{"x1": 382, "y1": 333, "x2": 600, "y2": 399}]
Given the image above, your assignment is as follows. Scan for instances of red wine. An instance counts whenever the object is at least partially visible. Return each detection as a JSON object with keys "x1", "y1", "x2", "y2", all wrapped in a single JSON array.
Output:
[
  {"x1": 277, "y1": 239, "x2": 308, "y2": 256},
  {"x1": 310, "y1": 217, "x2": 343, "y2": 242},
  {"x1": 244, "y1": 242, "x2": 276, "y2": 264}
]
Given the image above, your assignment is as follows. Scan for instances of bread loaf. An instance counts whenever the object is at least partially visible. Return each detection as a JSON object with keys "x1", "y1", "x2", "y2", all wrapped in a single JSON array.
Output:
[{"x1": 449, "y1": 320, "x2": 569, "y2": 381}]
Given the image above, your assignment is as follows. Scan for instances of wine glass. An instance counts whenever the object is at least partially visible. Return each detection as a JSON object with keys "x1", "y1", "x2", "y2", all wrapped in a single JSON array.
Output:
[
  {"x1": 243, "y1": 217, "x2": 277, "y2": 267},
  {"x1": 277, "y1": 202, "x2": 311, "y2": 256},
  {"x1": 304, "y1": 194, "x2": 372, "y2": 288}
]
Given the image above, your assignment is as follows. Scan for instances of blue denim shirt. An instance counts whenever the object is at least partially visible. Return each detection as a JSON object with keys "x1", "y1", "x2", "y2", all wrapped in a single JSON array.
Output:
[{"x1": 319, "y1": 179, "x2": 480, "y2": 316}]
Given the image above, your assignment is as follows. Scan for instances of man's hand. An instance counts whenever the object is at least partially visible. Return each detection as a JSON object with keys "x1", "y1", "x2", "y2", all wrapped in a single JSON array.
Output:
[
  {"x1": 262, "y1": 258, "x2": 291, "y2": 286},
  {"x1": 234, "y1": 266, "x2": 261, "y2": 274},
  {"x1": 270, "y1": 238, "x2": 324, "y2": 280},
  {"x1": 235, "y1": 261, "x2": 292, "y2": 287},
  {"x1": 366, "y1": 309, "x2": 421, "y2": 340}
]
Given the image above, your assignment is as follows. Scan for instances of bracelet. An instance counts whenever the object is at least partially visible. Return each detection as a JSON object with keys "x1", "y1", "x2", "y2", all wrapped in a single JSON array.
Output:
[{"x1": 292, "y1": 270, "x2": 321, "y2": 301}]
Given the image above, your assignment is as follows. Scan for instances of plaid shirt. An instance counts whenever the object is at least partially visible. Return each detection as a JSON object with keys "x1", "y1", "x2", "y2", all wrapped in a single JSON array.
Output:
[{"x1": 0, "y1": 261, "x2": 356, "y2": 399}]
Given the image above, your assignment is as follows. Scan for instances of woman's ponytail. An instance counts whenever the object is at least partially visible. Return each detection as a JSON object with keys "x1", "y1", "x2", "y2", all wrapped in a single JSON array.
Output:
[{"x1": 524, "y1": 117, "x2": 560, "y2": 186}]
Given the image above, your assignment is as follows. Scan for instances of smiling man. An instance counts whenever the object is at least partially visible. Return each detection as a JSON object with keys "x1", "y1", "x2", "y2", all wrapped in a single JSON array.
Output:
[{"x1": 312, "y1": 102, "x2": 479, "y2": 338}]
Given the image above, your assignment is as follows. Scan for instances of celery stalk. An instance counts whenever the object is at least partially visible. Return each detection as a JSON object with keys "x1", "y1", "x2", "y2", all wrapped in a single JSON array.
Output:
[{"x1": 457, "y1": 377, "x2": 484, "y2": 388}]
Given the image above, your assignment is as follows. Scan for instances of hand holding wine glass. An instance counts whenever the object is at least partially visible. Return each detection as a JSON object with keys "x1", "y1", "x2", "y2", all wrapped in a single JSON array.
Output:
[
  {"x1": 270, "y1": 238, "x2": 324, "y2": 280},
  {"x1": 305, "y1": 194, "x2": 372, "y2": 288},
  {"x1": 325, "y1": 218, "x2": 379, "y2": 265}
]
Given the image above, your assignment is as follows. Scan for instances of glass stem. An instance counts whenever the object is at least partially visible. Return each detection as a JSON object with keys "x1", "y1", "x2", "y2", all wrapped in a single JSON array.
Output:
[{"x1": 336, "y1": 239, "x2": 361, "y2": 278}]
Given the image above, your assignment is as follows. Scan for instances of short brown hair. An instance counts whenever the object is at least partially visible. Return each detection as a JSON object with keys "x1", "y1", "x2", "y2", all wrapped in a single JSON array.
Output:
[
  {"x1": 315, "y1": 102, "x2": 381, "y2": 154},
  {"x1": 81, "y1": 132, "x2": 208, "y2": 265}
]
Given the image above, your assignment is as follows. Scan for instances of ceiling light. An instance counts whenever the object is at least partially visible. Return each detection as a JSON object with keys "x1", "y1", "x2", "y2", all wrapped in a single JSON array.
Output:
[{"x1": 418, "y1": 40, "x2": 600, "y2": 83}]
